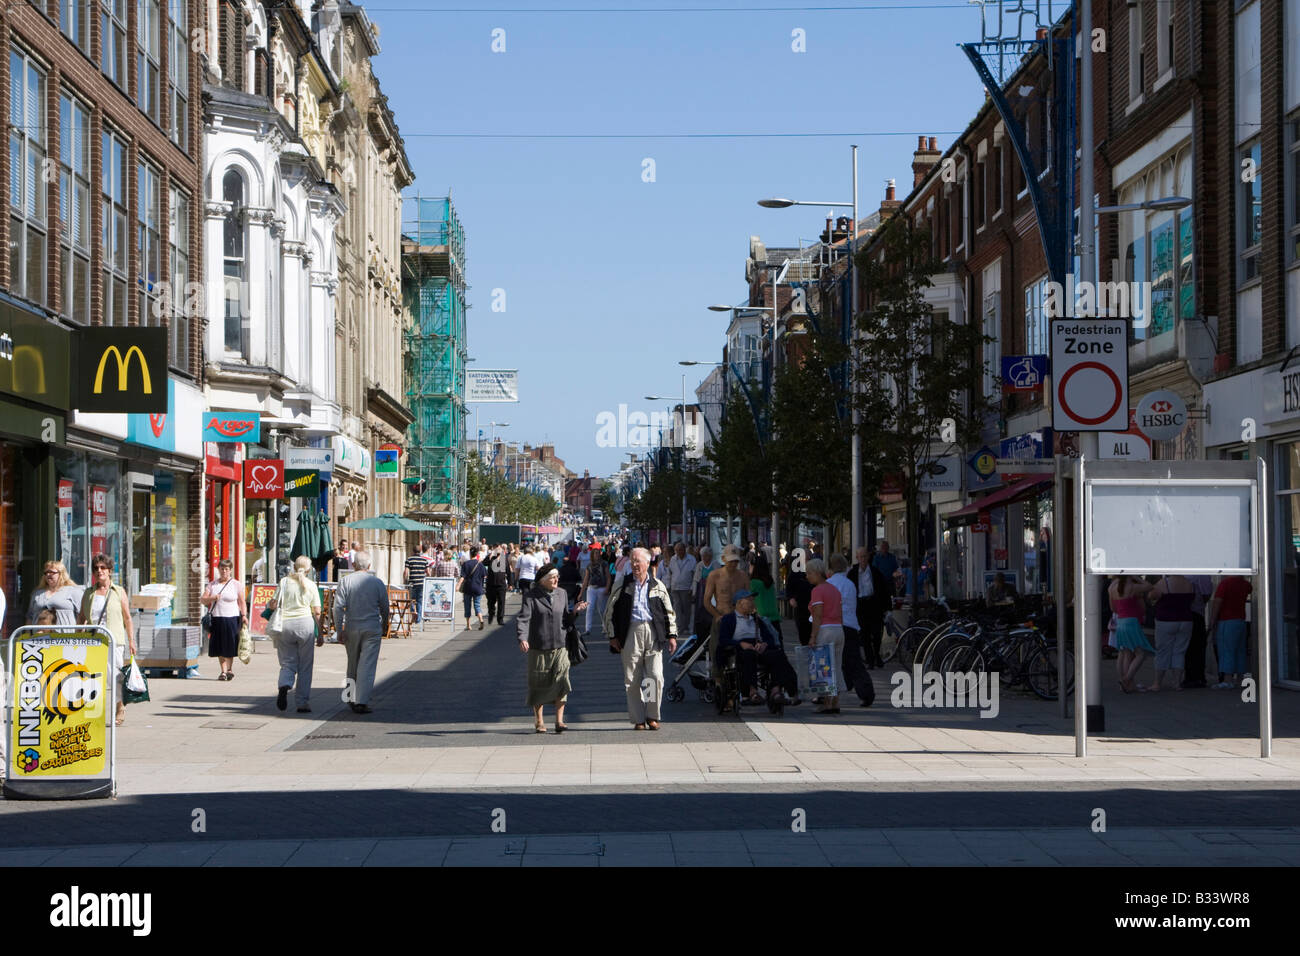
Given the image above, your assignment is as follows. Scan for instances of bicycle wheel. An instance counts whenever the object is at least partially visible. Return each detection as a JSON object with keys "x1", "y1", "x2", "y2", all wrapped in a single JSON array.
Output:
[
  {"x1": 910, "y1": 620, "x2": 958, "y2": 671},
  {"x1": 921, "y1": 632, "x2": 970, "y2": 674},
  {"x1": 939, "y1": 642, "x2": 984, "y2": 675},
  {"x1": 1025, "y1": 646, "x2": 1062, "y2": 700}
]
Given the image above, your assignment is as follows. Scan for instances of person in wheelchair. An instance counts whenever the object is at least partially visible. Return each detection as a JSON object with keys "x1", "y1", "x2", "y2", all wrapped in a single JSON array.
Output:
[{"x1": 717, "y1": 590, "x2": 800, "y2": 706}]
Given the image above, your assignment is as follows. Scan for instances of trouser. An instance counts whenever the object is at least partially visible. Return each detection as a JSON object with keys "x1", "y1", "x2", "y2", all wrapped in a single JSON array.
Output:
[
  {"x1": 585, "y1": 586, "x2": 607, "y2": 634},
  {"x1": 1154, "y1": 620, "x2": 1193, "y2": 671},
  {"x1": 410, "y1": 581, "x2": 424, "y2": 622},
  {"x1": 343, "y1": 626, "x2": 384, "y2": 705},
  {"x1": 622, "y1": 621, "x2": 664, "y2": 724},
  {"x1": 486, "y1": 585, "x2": 507, "y2": 623},
  {"x1": 793, "y1": 603, "x2": 811, "y2": 646},
  {"x1": 841, "y1": 625, "x2": 873, "y2": 704},
  {"x1": 274, "y1": 616, "x2": 316, "y2": 705},
  {"x1": 1184, "y1": 614, "x2": 1208, "y2": 684},
  {"x1": 519, "y1": 578, "x2": 534, "y2": 594},
  {"x1": 858, "y1": 599, "x2": 883, "y2": 664},
  {"x1": 670, "y1": 589, "x2": 693, "y2": 635},
  {"x1": 737, "y1": 645, "x2": 798, "y2": 698}
]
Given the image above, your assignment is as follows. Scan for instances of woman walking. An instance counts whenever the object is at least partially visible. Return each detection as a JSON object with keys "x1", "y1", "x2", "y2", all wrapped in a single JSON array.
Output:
[
  {"x1": 580, "y1": 545, "x2": 610, "y2": 638},
  {"x1": 806, "y1": 558, "x2": 844, "y2": 714},
  {"x1": 1109, "y1": 575, "x2": 1155, "y2": 693},
  {"x1": 515, "y1": 563, "x2": 587, "y2": 734},
  {"x1": 1147, "y1": 574, "x2": 1195, "y2": 692},
  {"x1": 266, "y1": 556, "x2": 322, "y2": 713},
  {"x1": 28, "y1": 560, "x2": 84, "y2": 625},
  {"x1": 77, "y1": 554, "x2": 135, "y2": 726},
  {"x1": 202, "y1": 558, "x2": 247, "y2": 681},
  {"x1": 748, "y1": 553, "x2": 782, "y2": 640}
]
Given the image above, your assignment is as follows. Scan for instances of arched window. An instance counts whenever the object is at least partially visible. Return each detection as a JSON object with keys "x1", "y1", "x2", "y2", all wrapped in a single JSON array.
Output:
[{"x1": 223, "y1": 168, "x2": 249, "y2": 357}]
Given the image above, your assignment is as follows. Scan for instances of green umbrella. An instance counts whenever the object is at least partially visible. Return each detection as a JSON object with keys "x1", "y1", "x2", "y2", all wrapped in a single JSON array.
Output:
[
  {"x1": 292, "y1": 501, "x2": 336, "y2": 572},
  {"x1": 343, "y1": 513, "x2": 442, "y2": 561}
]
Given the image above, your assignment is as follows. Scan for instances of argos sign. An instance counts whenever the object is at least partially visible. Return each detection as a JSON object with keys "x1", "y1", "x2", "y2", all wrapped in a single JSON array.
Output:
[
  {"x1": 203, "y1": 411, "x2": 261, "y2": 444},
  {"x1": 1135, "y1": 389, "x2": 1188, "y2": 442}
]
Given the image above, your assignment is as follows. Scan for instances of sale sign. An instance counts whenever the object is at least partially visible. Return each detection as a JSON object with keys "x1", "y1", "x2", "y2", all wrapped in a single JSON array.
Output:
[
  {"x1": 244, "y1": 459, "x2": 284, "y2": 499},
  {"x1": 90, "y1": 485, "x2": 108, "y2": 556}
]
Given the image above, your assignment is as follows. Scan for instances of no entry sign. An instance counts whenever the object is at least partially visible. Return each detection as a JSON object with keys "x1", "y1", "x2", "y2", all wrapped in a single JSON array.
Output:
[{"x1": 1050, "y1": 318, "x2": 1128, "y2": 432}]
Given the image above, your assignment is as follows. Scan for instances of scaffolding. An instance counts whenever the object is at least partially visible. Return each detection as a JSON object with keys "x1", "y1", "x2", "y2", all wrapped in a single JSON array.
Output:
[{"x1": 402, "y1": 196, "x2": 467, "y2": 521}]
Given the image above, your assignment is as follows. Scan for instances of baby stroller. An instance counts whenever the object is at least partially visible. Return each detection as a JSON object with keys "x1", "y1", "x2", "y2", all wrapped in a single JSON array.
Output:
[{"x1": 665, "y1": 634, "x2": 714, "y2": 704}]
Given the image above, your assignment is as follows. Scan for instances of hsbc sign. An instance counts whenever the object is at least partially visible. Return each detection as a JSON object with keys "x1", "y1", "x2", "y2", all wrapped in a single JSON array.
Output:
[{"x1": 1135, "y1": 389, "x2": 1189, "y2": 442}]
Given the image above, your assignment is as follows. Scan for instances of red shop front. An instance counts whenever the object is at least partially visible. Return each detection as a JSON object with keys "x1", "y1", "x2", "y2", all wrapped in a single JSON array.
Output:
[{"x1": 205, "y1": 443, "x2": 244, "y2": 580}]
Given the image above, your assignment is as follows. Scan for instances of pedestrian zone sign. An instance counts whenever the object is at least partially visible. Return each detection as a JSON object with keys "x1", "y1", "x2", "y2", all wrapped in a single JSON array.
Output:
[{"x1": 1050, "y1": 318, "x2": 1128, "y2": 432}]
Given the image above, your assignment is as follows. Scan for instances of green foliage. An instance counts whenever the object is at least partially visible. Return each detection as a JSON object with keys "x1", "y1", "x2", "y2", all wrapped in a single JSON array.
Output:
[
  {"x1": 466, "y1": 452, "x2": 558, "y2": 526},
  {"x1": 770, "y1": 329, "x2": 852, "y2": 534},
  {"x1": 698, "y1": 390, "x2": 771, "y2": 519}
]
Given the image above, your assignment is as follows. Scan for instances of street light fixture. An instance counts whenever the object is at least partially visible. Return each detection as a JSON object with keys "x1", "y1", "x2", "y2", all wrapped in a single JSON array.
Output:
[
  {"x1": 759, "y1": 144, "x2": 860, "y2": 555},
  {"x1": 1094, "y1": 195, "x2": 1192, "y2": 215}
]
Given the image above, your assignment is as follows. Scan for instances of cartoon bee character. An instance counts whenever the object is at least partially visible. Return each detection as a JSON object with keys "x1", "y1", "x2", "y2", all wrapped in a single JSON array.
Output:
[{"x1": 42, "y1": 658, "x2": 103, "y2": 724}]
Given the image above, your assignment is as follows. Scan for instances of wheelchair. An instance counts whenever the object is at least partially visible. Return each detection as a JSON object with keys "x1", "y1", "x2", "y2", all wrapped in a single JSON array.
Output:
[{"x1": 714, "y1": 645, "x2": 786, "y2": 719}]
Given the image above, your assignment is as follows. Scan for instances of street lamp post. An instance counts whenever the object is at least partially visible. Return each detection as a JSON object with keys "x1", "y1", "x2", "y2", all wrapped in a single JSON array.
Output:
[
  {"x1": 758, "y1": 144, "x2": 861, "y2": 555},
  {"x1": 647, "y1": 375, "x2": 690, "y2": 547}
]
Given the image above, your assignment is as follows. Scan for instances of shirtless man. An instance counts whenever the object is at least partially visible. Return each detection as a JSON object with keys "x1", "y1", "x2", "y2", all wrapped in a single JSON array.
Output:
[{"x1": 704, "y1": 545, "x2": 753, "y2": 677}]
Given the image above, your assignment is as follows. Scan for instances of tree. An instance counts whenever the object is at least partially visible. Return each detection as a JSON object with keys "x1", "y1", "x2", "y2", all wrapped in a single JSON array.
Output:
[
  {"x1": 699, "y1": 390, "x2": 771, "y2": 534},
  {"x1": 770, "y1": 328, "x2": 852, "y2": 550},
  {"x1": 855, "y1": 218, "x2": 993, "y2": 597}
]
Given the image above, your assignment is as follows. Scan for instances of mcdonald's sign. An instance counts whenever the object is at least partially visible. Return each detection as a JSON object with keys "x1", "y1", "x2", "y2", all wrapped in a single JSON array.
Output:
[{"x1": 73, "y1": 328, "x2": 168, "y2": 413}]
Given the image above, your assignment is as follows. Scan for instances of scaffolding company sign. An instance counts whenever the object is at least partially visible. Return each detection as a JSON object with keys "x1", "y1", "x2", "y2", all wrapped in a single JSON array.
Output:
[
  {"x1": 1050, "y1": 318, "x2": 1128, "y2": 432},
  {"x1": 466, "y1": 369, "x2": 518, "y2": 404}
]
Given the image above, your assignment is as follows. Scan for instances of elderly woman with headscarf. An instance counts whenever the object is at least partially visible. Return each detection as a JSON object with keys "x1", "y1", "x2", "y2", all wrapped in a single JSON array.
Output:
[{"x1": 516, "y1": 563, "x2": 587, "y2": 734}]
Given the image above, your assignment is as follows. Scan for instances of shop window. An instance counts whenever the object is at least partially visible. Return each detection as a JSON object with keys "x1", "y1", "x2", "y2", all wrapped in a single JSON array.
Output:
[
  {"x1": 61, "y1": 0, "x2": 93, "y2": 56},
  {"x1": 168, "y1": 0, "x2": 189, "y2": 151},
  {"x1": 137, "y1": 159, "x2": 162, "y2": 327},
  {"x1": 102, "y1": 127, "x2": 129, "y2": 327},
  {"x1": 1288, "y1": 114, "x2": 1300, "y2": 263},
  {"x1": 981, "y1": 285, "x2": 999, "y2": 400},
  {"x1": 1239, "y1": 139, "x2": 1262, "y2": 283},
  {"x1": 1120, "y1": 151, "x2": 1194, "y2": 340},
  {"x1": 1024, "y1": 275, "x2": 1049, "y2": 357},
  {"x1": 9, "y1": 48, "x2": 47, "y2": 306},
  {"x1": 1128, "y1": 2, "x2": 1145, "y2": 103},
  {"x1": 222, "y1": 168, "x2": 250, "y2": 358},
  {"x1": 102, "y1": 0, "x2": 129, "y2": 89},
  {"x1": 59, "y1": 90, "x2": 92, "y2": 325},
  {"x1": 53, "y1": 452, "x2": 123, "y2": 588},
  {"x1": 137, "y1": 0, "x2": 161, "y2": 125},
  {"x1": 169, "y1": 186, "x2": 191, "y2": 371}
]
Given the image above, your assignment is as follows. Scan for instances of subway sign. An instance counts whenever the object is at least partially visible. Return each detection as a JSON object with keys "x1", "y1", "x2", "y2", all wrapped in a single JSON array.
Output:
[{"x1": 73, "y1": 327, "x2": 168, "y2": 414}]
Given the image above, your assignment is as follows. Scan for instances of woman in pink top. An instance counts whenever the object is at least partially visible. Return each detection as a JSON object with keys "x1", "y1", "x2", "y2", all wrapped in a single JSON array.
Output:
[
  {"x1": 807, "y1": 559, "x2": 844, "y2": 714},
  {"x1": 1108, "y1": 575, "x2": 1154, "y2": 693}
]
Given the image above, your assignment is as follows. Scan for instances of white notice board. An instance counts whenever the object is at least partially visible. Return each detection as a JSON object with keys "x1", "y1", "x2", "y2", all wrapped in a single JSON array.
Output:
[{"x1": 1087, "y1": 480, "x2": 1256, "y2": 574}]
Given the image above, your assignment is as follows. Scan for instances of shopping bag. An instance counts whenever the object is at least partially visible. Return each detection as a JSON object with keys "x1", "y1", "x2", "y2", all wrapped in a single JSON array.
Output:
[
  {"x1": 121, "y1": 658, "x2": 150, "y2": 704},
  {"x1": 804, "y1": 643, "x2": 837, "y2": 698},
  {"x1": 237, "y1": 624, "x2": 252, "y2": 664}
]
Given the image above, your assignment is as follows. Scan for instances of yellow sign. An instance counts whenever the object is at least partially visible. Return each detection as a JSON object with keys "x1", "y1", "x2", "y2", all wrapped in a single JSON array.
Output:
[
  {"x1": 9, "y1": 634, "x2": 110, "y2": 778},
  {"x1": 93, "y1": 345, "x2": 152, "y2": 395}
]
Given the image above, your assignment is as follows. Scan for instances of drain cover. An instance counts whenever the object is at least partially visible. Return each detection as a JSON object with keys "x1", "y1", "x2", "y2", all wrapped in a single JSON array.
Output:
[
  {"x1": 200, "y1": 720, "x2": 267, "y2": 730},
  {"x1": 306, "y1": 734, "x2": 356, "y2": 740}
]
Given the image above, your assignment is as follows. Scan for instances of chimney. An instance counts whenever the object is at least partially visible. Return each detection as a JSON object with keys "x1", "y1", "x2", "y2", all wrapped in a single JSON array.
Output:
[
  {"x1": 912, "y1": 134, "x2": 941, "y2": 187},
  {"x1": 879, "y1": 178, "x2": 903, "y2": 221}
]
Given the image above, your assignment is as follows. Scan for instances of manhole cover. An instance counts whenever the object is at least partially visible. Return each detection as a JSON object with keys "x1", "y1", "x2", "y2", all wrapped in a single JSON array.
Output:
[
  {"x1": 306, "y1": 734, "x2": 356, "y2": 740},
  {"x1": 200, "y1": 720, "x2": 267, "y2": 730}
]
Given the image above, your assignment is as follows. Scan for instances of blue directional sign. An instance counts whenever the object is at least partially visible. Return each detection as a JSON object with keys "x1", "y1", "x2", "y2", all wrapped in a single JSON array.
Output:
[{"x1": 1001, "y1": 355, "x2": 1049, "y2": 392}]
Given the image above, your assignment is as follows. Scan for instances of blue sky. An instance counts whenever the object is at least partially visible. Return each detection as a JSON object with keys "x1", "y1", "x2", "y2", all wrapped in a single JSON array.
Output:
[{"x1": 374, "y1": 0, "x2": 990, "y2": 478}]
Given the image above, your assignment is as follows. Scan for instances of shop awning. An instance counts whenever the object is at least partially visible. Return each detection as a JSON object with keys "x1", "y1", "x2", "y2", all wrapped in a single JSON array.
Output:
[{"x1": 945, "y1": 474, "x2": 1054, "y2": 525}]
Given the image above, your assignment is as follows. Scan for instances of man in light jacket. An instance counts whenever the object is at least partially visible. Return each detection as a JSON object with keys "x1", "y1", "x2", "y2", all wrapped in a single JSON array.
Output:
[
  {"x1": 333, "y1": 551, "x2": 390, "y2": 714},
  {"x1": 604, "y1": 547, "x2": 678, "y2": 730},
  {"x1": 666, "y1": 541, "x2": 697, "y2": 636}
]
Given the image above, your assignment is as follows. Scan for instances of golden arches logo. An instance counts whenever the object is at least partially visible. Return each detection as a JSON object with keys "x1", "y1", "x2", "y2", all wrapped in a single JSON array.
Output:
[{"x1": 92, "y1": 345, "x2": 152, "y2": 395}]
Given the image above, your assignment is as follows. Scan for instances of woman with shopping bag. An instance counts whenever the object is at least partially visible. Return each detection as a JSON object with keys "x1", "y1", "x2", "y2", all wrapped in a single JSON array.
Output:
[
  {"x1": 77, "y1": 553, "x2": 136, "y2": 726},
  {"x1": 264, "y1": 556, "x2": 323, "y2": 713},
  {"x1": 202, "y1": 559, "x2": 247, "y2": 682}
]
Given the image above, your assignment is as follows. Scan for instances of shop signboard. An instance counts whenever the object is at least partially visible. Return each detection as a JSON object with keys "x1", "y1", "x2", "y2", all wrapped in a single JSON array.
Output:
[
  {"x1": 422, "y1": 577, "x2": 456, "y2": 622},
  {"x1": 3, "y1": 626, "x2": 115, "y2": 799},
  {"x1": 967, "y1": 445, "x2": 1001, "y2": 491},
  {"x1": 244, "y1": 460, "x2": 285, "y2": 499},
  {"x1": 203, "y1": 411, "x2": 261, "y2": 444},
  {"x1": 90, "y1": 485, "x2": 109, "y2": 555},
  {"x1": 1000, "y1": 429, "x2": 1053, "y2": 461},
  {"x1": 919, "y1": 455, "x2": 962, "y2": 493},
  {"x1": 1000, "y1": 355, "x2": 1048, "y2": 392},
  {"x1": 126, "y1": 377, "x2": 176, "y2": 451},
  {"x1": 1134, "y1": 389, "x2": 1189, "y2": 442},
  {"x1": 73, "y1": 326, "x2": 167, "y2": 414},
  {"x1": 465, "y1": 369, "x2": 519, "y2": 403},
  {"x1": 284, "y1": 469, "x2": 320, "y2": 499},
  {"x1": 971, "y1": 512, "x2": 992, "y2": 533},
  {"x1": 0, "y1": 297, "x2": 72, "y2": 409},
  {"x1": 248, "y1": 584, "x2": 278, "y2": 636},
  {"x1": 375, "y1": 447, "x2": 399, "y2": 476},
  {"x1": 285, "y1": 446, "x2": 333, "y2": 481},
  {"x1": 0, "y1": 397, "x2": 63, "y2": 444}
]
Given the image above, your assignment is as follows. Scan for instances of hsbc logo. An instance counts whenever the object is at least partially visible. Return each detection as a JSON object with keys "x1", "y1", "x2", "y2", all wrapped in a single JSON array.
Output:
[{"x1": 1151, "y1": 400, "x2": 1173, "y2": 413}]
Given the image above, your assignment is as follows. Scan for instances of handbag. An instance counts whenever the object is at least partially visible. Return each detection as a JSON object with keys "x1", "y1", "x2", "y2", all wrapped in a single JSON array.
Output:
[
  {"x1": 266, "y1": 582, "x2": 285, "y2": 639},
  {"x1": 237, "y1": 623, "x2": 252, "y2": 664},
  {"x1": 566, "y1": 624, "x2": 588, "y2": 666},
  {"x1": 203, "y1": 580, "x2": 233, "y2": 635},
  {"x1": 121, "y1": 656, "x2": 150, "y2": 704}
]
